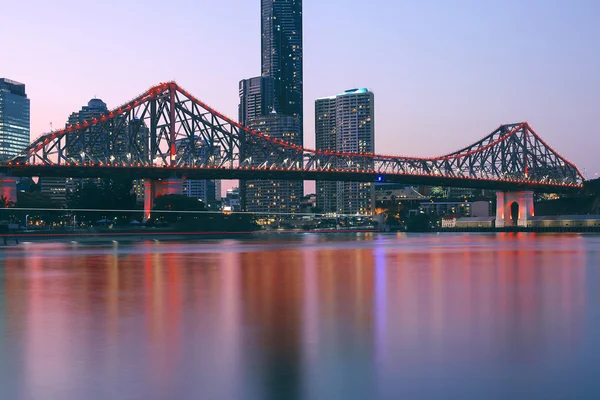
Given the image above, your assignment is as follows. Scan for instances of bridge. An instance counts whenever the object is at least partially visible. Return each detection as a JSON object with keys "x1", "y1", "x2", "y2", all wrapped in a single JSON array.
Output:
[{"x1": 0, "y1": 82, "x2": 585, "y2": 227}]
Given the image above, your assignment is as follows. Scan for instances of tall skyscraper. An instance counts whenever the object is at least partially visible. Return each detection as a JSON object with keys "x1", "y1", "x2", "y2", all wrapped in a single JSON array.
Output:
[
  {"x1": 261, "y1": 0, "x2": 303, "y2": 129},
  {"x1": 0, "y1": 79, "x2": 30, "y2": 161},
  {"x1": 315, "y1": 89, "x2": 375, "y2": 215},
  {"x1": 245, "y1": 112, "x2": 303, "y2": 215}
]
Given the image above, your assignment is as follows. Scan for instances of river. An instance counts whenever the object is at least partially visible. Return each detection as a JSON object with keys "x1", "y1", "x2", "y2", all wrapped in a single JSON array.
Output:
[{"x1": 1, "y1": 233, "x2": 599, "y2": 399}]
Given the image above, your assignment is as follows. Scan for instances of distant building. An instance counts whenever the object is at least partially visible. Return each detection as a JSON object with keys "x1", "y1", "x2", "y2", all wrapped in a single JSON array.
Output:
[
  {"x1": 418, "y1": 201, "x2": 490, "y2": 218},
  {"x1": 0, "y1": 78, "x2": 30, "y2": 161},
  {"x1": 245, "y1": 113, "x2": 303, "y2": 215},
  {"x1": 175, "y1": 137, "x2": 221, "y2": 207},
  {"x1": 315, "y1": 88, "x2": 375, "y2": 215},
  {"x1": 239, "y1": 77, "x2": 275, "y2": 127},
  {"x1": 65, "y1": 98, "x2": 109, "y2": 162},
  {"x1": 224, "y1": 187, "x2": 240, "y2": 211},
  {"x1": 39, "y1": 177, "x2": 67, "y2": 206}
]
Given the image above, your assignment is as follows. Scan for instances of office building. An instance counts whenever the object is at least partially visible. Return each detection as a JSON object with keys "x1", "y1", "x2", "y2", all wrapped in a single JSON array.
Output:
[
  {"x1": 239, "y1": 77, "x2": 275, "y2": 127},
  {"x1": 224, "y1": 187, "x2": 241, "y2": 211},
  {"x1": 315, "y1": 88, "x2": 375, "y2": 215},
  {"x1": 261, "y1": 0, "x2": 303, "y2": 127},
  {"x1": 0, "y1": 79, "x2": 30, "y2": 161},
  {"x1": 245, "y1": 113, "x2": 302, "y2": 215},
  {"x1": 65, "y1": 98, "x2": 109, "y2": 162},
  {"x1": 39, "y1": 177, "x2": 67, "y2": 206},
  {"x1": 238, "y1": 76, "x2": 278, "y2": 210}
]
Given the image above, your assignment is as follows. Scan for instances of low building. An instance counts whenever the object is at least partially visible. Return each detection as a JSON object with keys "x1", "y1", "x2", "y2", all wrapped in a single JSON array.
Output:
[
  {"x1": 455, "y1": 217, "x2": 496, "y2": 228},
  {"x1": 39, "y1": 177, "x2": 67, "y2": 206},
  {"x1": 527, "y1": 215, "x2": 600, "y2": 228},
  {"x1": 441, "y1": 216, "x2": 457, "y2": 228}
]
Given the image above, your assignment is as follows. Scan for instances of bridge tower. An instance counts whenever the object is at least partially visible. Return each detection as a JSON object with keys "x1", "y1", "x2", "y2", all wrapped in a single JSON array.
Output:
[
  {"x1": 495, "y1": 191, "x2": 534, "y2": 228},
  {"x1": 143, "y1": 178, "x2": 183, "y2": 221},
  {"x1": 0, "y1": 174, "x2": 17, "y2": 205}
]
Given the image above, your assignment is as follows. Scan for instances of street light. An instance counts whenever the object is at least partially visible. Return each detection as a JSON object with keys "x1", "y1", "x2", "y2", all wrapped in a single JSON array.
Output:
[{"x1": 25, "y1": 214, "x2": 29, "y2": 228}]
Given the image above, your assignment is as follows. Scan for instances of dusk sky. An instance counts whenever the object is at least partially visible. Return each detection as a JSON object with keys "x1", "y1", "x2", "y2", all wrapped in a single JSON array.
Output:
[{"x1": 2, "y1": 0, "x2": 599, "y2": 190}]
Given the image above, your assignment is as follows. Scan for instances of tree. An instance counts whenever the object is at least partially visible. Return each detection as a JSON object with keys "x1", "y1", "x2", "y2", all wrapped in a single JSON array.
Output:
[
  {"x1": 0, "y1": 195, "x2": 14, "y2": 208},
  {"x1": 406, "y1": 213, "x2": 432, "y2": 232},
  {"x1": 15, "y1": 192, "x2": 62, "y2": 226},
  {"x1": 152, "y1": 194, "x2": 206, "y2": 223},
  {"x1": 66, "y1": 178, "x2": 139, "y2": 225}
]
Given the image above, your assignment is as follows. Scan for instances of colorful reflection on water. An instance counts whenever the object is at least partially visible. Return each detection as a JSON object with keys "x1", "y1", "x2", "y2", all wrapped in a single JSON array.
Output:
[{"x1": 1, "y1": 233, "x2": 599, "y2": 399}]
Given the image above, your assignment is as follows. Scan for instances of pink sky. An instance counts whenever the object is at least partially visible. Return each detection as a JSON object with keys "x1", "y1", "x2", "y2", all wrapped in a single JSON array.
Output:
[{"x1": 2, "y1": 0, "x2": 599, "y2": 194}]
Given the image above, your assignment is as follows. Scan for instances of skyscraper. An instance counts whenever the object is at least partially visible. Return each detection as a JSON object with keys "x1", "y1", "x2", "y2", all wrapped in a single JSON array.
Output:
[
  {"x1": 65, "y1": 98, "x2": 109, "y2": 162},
  {"x1": 315, "y1": 89, "x2": 375, "y2": 215},
  {"x1": 261, "y1": 0, "x2": 303, "y2": 128},
  {"x1": 245, "y1": 112, "x2": 302, "y2": 215},
  {"x1": 239, "y1": 76, "x2": 276, "y2": 210},
  {"x1": 239, "y1": 77, "x2": 275, "y2": 126},
  {"x1": 0, "y1": 79, "x2": 30, "y2": 161}
]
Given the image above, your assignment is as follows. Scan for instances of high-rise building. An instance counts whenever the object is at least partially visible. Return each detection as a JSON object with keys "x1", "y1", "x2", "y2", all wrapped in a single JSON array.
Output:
[
  {"x1": 65, "y1": 98, "x2": 109, "y2": 162},
  {"x1": 245, "y1": 113, "x2": 303, "y2": 215},
  {"x1": 239, "y1": 77, "x2": 275, "y2": 126},
  {"x1": 0, "y1": 79, "x2": 30, "y2": 161},
  {"x1": 315, "y1": 96, "x2": 337, "y2": 213},
  {"x1": 315, "y1": 89, "x2": 375, "y2": 215},
  {"x1": 238, "y1": 76, "x2": 276, "y2": 210},
  {"x1": 261, "y1": 0, "x2": 303, "y2": 129}
]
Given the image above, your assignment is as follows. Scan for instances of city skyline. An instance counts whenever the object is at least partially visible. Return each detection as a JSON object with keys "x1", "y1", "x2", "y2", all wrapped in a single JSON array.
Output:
[{"x1": 1, "y1": 0, "x2": 599, "y2": 182}]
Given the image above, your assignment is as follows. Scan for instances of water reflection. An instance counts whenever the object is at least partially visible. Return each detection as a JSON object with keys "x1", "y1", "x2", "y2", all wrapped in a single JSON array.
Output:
[{"x1": 1, "y1": 234, "x2": 599, "y2": 399}]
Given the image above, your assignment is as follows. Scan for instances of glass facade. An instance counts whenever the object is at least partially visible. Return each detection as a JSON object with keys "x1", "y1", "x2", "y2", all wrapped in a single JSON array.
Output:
[
  {"x1": 0, "y1": 79, "x2": 30, "y2": 161},
  {"x1": 261, "y1": 0, "x2": 303, "y2": 133}
]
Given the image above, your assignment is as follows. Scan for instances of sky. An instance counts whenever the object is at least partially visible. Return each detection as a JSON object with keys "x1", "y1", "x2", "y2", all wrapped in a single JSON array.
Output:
[{"x1": 2, "y1": 0, "x2": 599, "y2": 193}]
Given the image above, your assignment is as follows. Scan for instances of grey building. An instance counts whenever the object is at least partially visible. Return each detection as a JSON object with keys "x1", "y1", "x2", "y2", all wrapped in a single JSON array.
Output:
[
  {"x1": 245, "y1": 113, "x2": 303, "y2": 215},
  {"x1": 315, "y1": 89, "x2": 375, "y2": 215},
  {"x1": 315, "y1": 96, "x2": 337, "y2": 213},
  {"x1": 238, "y1": 76, "x2": 276, "y2": 211},
  {"x1": 0, "y1": 79, "x2": 30, "y2": 161},
  {"x1": 239, "y1": 77, "x2": 275, "y2": 127},
  {"x1": 261, "y1": 0, "x2": 303, "y2": 131},
  {"x1": 65, "y1": 98, "x2": 109, "y2": 162}
]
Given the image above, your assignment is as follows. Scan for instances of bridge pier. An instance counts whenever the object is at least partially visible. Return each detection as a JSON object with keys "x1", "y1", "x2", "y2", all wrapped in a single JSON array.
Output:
[
  {"x1": 0, "y1": 174, "x2": 17, "y2": 205},
  {"x1": 495, "y1": 191, "x2": 534, "y2": 228},
  {"x1": 143, "y1": 178, "x2": 183, "y2": 221}
]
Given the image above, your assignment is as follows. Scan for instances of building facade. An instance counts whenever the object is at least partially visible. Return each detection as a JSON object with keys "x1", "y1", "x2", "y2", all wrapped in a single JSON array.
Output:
[
  {"x1": 315, "y1": 97, "x2": 337, "y2": 213},
  {"x1": 239, "y1": 77, "x2": 275, "y2": 127},
  {"x1": 0, "y1": 79, "x2": 30, "y2": 161},
  {"x1": 245, "y1": 113, "x2": 302, "y2": 215},
  {"x1": 261, "y1": 0, "x2": 303, "y2": 127},
  {"x1": 65, "y1": 98, "x2": 109, "y2": 162},
  {"x1": 315, "y1": 88, "x2": 375, "y2": 215}
]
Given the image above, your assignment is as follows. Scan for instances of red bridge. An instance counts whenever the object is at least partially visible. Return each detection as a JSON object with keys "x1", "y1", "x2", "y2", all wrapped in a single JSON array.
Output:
[{"x1": 0, "y1": 82, "x2": 585, "y2": 226}]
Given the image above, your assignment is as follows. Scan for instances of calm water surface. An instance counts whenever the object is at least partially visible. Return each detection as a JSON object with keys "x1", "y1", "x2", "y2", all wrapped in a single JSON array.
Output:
[{"x1": 1, "y1": 233, "x2": 599, "y2": 400}]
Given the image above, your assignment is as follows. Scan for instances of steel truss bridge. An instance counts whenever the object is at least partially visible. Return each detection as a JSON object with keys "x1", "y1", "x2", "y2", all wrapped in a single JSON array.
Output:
[{"x1": 0, "y1": 82, "x2": 585, "y2": 193}]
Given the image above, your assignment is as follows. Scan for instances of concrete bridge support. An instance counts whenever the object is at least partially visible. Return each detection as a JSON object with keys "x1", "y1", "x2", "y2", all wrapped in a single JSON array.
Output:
[
  {"x1": 143, "y1": 178, "x2": 183, "y2": 221},
  {"x1": 495, "y1": 191, "x2": 534, "y2": 228},
  {"x1": 0, "y1": 174, "x2": 17, "y2": 205}
]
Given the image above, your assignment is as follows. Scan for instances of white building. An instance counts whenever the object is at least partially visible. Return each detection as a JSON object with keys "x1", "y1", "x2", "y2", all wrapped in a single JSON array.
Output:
[{"x1": 315, "y1": 88, "x2": 375, "y2": 215}]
